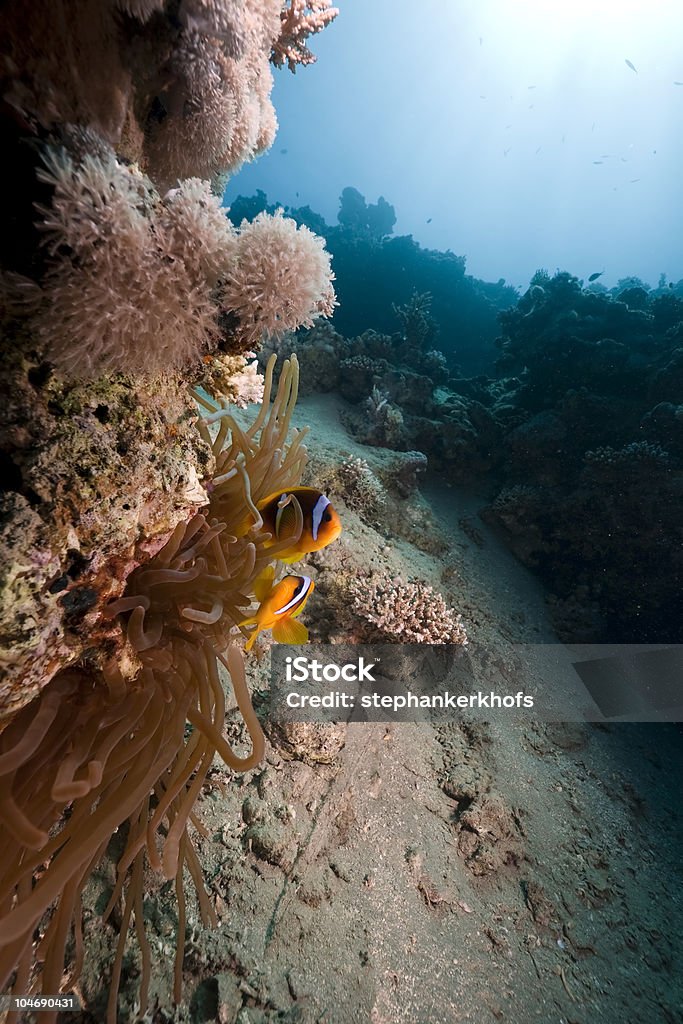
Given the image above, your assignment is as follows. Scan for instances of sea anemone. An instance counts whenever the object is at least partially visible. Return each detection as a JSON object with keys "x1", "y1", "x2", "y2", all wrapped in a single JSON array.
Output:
[{"x1": 0, "y1": 355, "x2": 306, "y2": 1022}]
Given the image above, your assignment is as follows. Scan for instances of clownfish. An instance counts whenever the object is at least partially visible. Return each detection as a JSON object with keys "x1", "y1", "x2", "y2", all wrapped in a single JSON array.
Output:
[
  {"x1": 240, "y1": 567, "x2": 315, "y2": 652},
  {"x1": 256, "y1": 487, "x2": 342, "y2": 564}
]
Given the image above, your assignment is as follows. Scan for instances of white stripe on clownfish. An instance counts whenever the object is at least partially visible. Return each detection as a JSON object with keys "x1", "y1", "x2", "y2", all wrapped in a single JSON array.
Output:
[
  {"x1": 274, "y1": 575, "x2": 313, "y2": 616},
  {"x1": 311, "y1": 495, "x2": 330, "y2": 542}
]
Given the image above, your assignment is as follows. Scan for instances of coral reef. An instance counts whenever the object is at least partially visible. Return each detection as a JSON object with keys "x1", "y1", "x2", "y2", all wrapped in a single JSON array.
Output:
[
  {"x1": 260, "y1": 321, "x2": 346, "y2": 394},
  {"x1": 475, "y1": 272, "x2": 683, "y2": 640},
  {"x1": 357, "y1": 386, "x2": 405, "y2": 448},
  {"x1": 229, "y1": 187, "x2": 519, "y2": 373},
  {"x1": 27, "y1": 151, "x2": 237, "y2": 376},
  {"x1": 0, "y1": 356, "x2": 310, "y2": 1020},
  {"x1": 0, "y1": 349, "x2": 212, "y2": 719},
  {"x1": 0, "y1": 3, "x2": 340, "y2": 1015},
  {"x1": 266, "y1": 252, "x2": 682, "y2": 642},
  {"x1": 377, "y1": 450, "x2": 428, "y2": 498},
  {"x1": 1, "y1": 1, "x2": 336, "y2": 189}
]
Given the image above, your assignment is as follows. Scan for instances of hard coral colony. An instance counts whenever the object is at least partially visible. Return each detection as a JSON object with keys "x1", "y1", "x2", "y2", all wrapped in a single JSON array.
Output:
[{"x1": 0, "y1": 0, "x2": 340, "y2": 1018}]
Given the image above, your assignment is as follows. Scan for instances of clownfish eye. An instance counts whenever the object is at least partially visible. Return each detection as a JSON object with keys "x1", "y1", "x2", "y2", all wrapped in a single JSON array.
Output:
[{"x1": 323, "y1": 511, "x2": 332, "y2": 522}]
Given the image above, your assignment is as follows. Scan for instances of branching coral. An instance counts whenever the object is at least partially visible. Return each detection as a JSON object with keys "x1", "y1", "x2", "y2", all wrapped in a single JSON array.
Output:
[
  {"x1": 336, "y1": 455, "x2": 386, "y2": 520},
  {"x1": 349, "y1": 573, "x2": 468, "y2": 645},
  {"x1": 271, "y1": 1, "x2": 339, "y2": 72},
  {"x1": 357, "y1": 386, "x2": 405, "y2": 449},
  {"x1": 0, "y1": 355, "x2": 307, "y2": 1021}
]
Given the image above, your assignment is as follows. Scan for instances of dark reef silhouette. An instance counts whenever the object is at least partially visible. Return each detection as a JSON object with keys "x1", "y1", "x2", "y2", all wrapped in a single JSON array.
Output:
[
  {"x1": 227, "y1": 186, "x2": 519, "y2": 375},
  {"x1": 234, "y1": 191, "x2": 683, "y2": 644}
]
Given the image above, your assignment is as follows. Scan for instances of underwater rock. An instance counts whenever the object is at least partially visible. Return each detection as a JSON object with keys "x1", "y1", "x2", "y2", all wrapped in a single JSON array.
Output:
[
  {"x1": 338, "y1": 354, "x2": 391, "y2": 402},
  {"x1": 455, "y1": 793, "x2": 525, "y2": 876},
  {"x1": 265, "y1": 721, "x2": 347, "y2": 764},
  {"x1": 243, "y1": 795, "x2": 300, "y2": 871},
  {"x1": 334, "y1": 456, "x2": 386, "y2": 521},
  {"x1": 507, "y1": 410, "x2": 567, "y2": 464},
  {"x1": 0, "y1": 353, "x2": 211, "y2": 719},
  {"x1": 261, "y1": 322, "x2": 345, "y2": 394},
  {"x1": 377, "y1": 450, "x2": 428, "y2": 498}
]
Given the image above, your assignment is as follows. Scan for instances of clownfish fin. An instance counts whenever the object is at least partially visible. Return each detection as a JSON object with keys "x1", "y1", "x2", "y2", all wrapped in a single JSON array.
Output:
[
  {"x1": 274, "y1": 496, "x2": 301, "y2": 540},
  {"x1": 272, "y1": 618, "x2": 309, "y2": 645},
  {"x1": 252, "y1": 565, "x2": 275, "y2": 602},
  {"x1": 243, "y1": 625, "x2": 260, "y2": 652},
  {"x1": 278, "y1": 551, "x2": 305, "y2": 565}
]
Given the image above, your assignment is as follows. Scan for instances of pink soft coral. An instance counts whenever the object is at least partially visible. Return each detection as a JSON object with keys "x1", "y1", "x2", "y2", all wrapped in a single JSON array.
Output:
[
  {"x1": 32, "y1": 150, "x2": 238, "y2": 376},
  {"x1": 221, "y1": 209, "x2": 336, "y2": 347}
]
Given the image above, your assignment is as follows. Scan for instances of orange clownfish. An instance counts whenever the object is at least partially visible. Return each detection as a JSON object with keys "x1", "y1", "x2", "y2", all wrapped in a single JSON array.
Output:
[
  {"x1": 240, "y1": 567, "x2": 315, "y2": 652},
  {"x1": 257, "y1": 487, "x2": 342, "y2": 564}
]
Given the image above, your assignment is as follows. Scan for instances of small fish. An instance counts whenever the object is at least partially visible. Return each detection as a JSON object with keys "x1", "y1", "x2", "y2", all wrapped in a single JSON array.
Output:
[
  {"x1": 593, "y1": 160, "x2": 603, "y2": 164},
  {"x1": 280, "y1": 148, "x2": 288, "y2": 154},
  {"x1": 630, "y1": 178, "x2": 641, "y2": 183},
  {"x1": 588, "y1": 272, "x2": 604, "y2": 282},
  {"x1": 257, "y1": 487, "x2": 342, "y2": 563},
  {"x1": 503, "y1": 147, "x2": 511, "y2": 156},
  {"x1": 535, "y1": 146, "x2": 542, "y2": 154},
  {"x1": 479, "y1": 35, "x2": 483, "y2": 45},
  {"x1": 528, "y1": 85, "x2": 536, "y2": 89},
  {"x1": 240, "y1": 569, "x2": 314, "y2": 651},
  {"x1": 426, "y1": 217, "x2": 432, "y2": 223},
  {"x1": 675, "y1": 81, "x2": 683, "y2": 86},
  {"x1": 625, "y1": 59, "x2": 638, "y2": 74}
]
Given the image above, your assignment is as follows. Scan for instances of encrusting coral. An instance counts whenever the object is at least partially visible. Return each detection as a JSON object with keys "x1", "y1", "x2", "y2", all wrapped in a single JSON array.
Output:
[
  {"x1": 0, "y1": 355, "x2": 309, "y2": 1021},
  {"x1": 0, "y1": 353, "x2": 212, "y2": 721}
]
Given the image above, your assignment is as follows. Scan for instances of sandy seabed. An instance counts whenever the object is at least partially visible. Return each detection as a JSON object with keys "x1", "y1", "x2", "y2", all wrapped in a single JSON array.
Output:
[{"x1": 70, "y1": 393, "x2": 683, "y2": 1024}]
